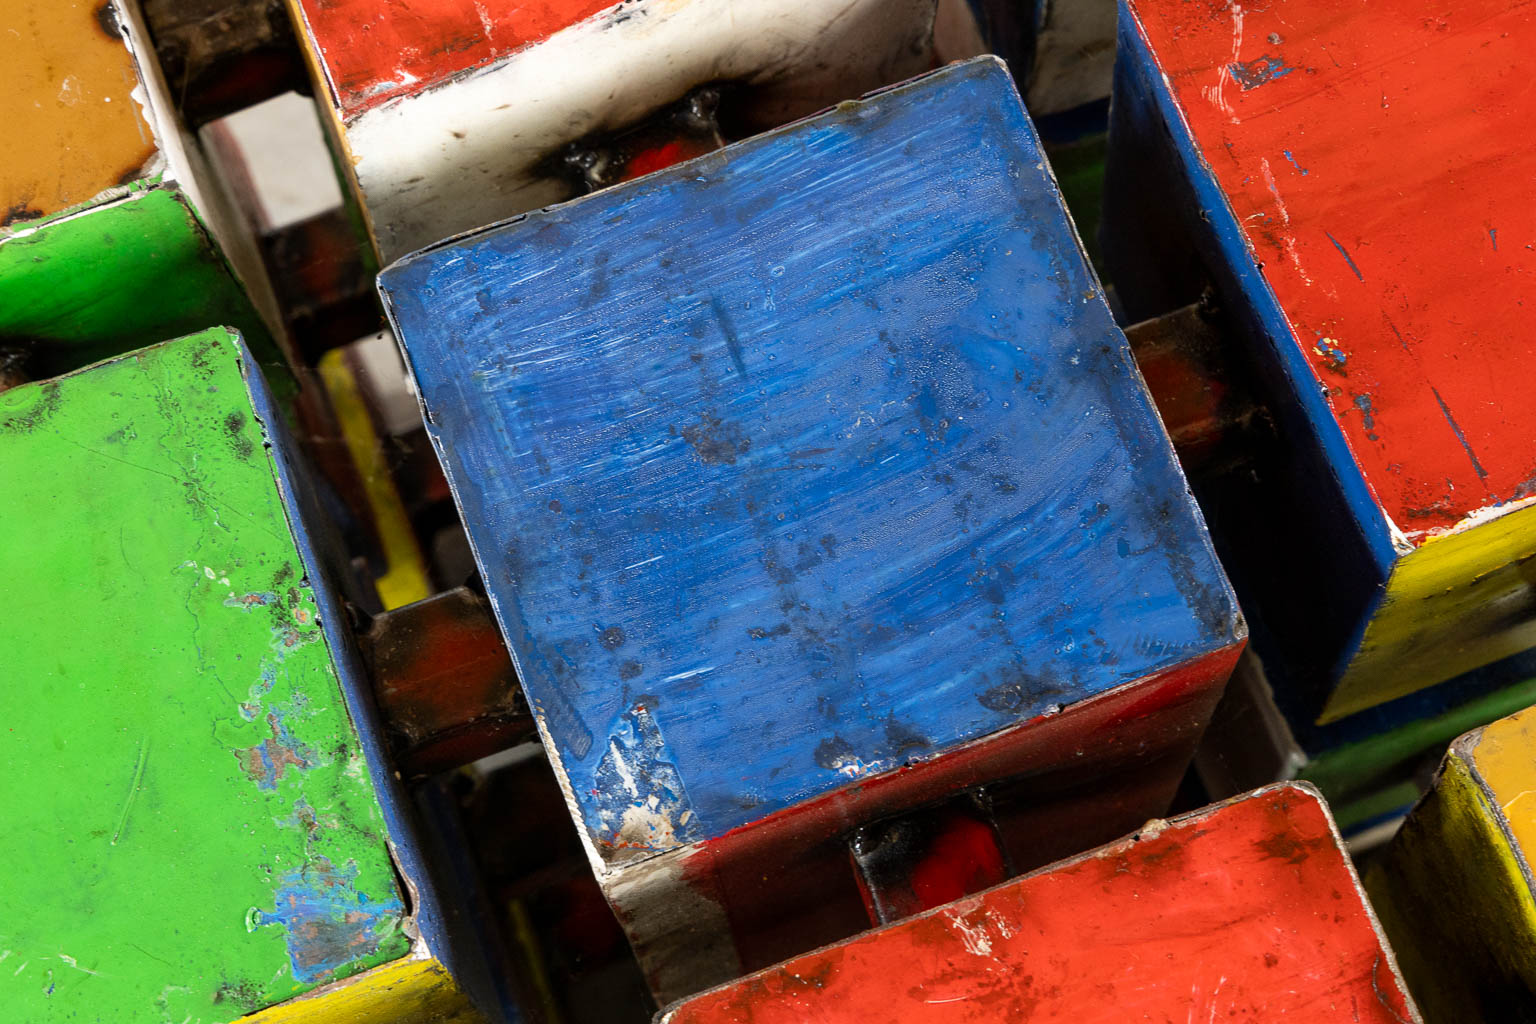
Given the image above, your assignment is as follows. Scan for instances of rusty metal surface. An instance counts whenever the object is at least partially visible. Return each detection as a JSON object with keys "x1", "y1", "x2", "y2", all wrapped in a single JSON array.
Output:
[{"x1": 362, "y1": 585, "x2": 533, "y2": 777}]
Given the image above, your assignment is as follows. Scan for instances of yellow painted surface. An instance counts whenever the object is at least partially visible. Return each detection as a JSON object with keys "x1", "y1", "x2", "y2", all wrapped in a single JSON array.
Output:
[
  {"x1": 1471, "y1": 707, "x2": 1536, "y2": 875},
  {"x1": 2, "y1": 0, "x2": 160, "y2": 223},
  {"x1": 1366, "y1": 725, "x2": 1536, "y2": 1023},
  {"x1": 1323, "y1": 501, "x2": 1536, "y2": 723},
  {"x1": 244, "y1": 956, "x2": 488, "y2": 1024},
  {"x1": 318, "y1": 348, "x2": 431, "y2": 609}
]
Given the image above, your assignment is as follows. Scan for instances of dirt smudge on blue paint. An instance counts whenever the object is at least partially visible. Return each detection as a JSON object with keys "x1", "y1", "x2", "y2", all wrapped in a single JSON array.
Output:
[
  {"x1": 814, "y1": 735, "x2": 862, "y2": 772},
  {"x1": 250, "y1": 857, "x2": 404, "y2": 984},
  {"x1": 976, "y1": 665, "x2": 1070, "y2": 714},
  {"x1": 677, "y1": 411, "x2": 750, "y2": 465}
]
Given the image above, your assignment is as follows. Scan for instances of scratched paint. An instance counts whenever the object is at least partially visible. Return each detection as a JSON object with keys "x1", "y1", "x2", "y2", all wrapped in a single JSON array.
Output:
[
  {"x1": 382, "y1": 59, "x2": 1242, "y2": 863},
  {"x1": 1110, "y1": 0, "x2": 1536, "y2": 721},
  {"x1": 662, "y1": 785, "x2": 1421, "y2": 1023},
  {"x1": 292, "y1": 0, "x2": 939, "y2": 259},
  {"x1": 251, "y1": 858, "x2": 405, "y2": 984},
  {"x1": 0, "y1": 331, "x2": 409, "y2": 1020},
  {"x1": 1367, "y1": 708, "x2": 1536, "y2": 1023},
  {"x1": 1120, "y1": 0, "x2": 1536, "y2": 539}
]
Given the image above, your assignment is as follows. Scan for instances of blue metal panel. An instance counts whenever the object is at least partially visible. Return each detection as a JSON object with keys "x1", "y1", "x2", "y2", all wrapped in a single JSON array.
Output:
[
  {"x1": 381, "y1": 57, "x2": 1241, "y2": 860},
  {"x1": 242, "y1": 338, "x2": 518, "y2": 1018}
]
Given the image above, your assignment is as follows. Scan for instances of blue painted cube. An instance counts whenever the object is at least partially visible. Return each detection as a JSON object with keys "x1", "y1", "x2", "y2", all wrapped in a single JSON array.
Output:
[{"x1": 381, "y1": 57, "x2": 1244, "y2": 999}]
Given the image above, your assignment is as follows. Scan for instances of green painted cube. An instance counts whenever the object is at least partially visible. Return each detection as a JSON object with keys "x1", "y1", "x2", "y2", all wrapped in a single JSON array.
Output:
[{"x1": 0, "y1": 330, "x2": 421, "y2": 1020}]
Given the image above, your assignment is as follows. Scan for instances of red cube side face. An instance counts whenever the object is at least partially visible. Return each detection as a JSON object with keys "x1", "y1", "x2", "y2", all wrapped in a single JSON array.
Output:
[{"x1": 660, "y1": 784, "x2": 1420, "y2": 1024}]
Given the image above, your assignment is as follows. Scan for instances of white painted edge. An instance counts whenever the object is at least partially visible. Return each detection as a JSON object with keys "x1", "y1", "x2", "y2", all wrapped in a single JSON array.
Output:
[{"x1": 342, "y1": 0, "x2": 938, "y2": 260}]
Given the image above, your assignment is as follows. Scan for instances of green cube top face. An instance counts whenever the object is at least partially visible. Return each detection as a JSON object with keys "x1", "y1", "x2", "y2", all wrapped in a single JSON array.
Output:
[{"x1": 0, "y1": 330, "x2": 409, "y2": 1020}]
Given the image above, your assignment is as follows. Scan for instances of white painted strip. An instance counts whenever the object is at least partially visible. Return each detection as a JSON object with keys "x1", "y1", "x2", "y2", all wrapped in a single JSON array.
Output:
[{"x1": 343, "y1": 0, "x2": 938, "y2": 260}]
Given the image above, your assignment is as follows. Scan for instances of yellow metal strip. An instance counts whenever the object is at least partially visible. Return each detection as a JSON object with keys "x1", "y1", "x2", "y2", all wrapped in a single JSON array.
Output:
[
  {"x1": 318, "y1": 348, "x2": 431, "y2": 609},
  {"x1": 242, "y1": 956, "x2": 487, "y2": 1024},
  {"x1": 1324, "y1": 501, "x2": 1536, "y2": 723}
]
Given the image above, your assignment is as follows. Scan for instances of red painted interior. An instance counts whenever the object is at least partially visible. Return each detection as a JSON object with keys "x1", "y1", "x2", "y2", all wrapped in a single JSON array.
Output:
[
  {"x1": 666, "y1": 786, "x2": 1417, "y2": 1022},
  {"x1": 906, "y1": 813, "x2": 1008, "y2": 913},
  {"x1": 1131, "y1": 0, "x2": 1536, "y2": 539},
  {"x1": 294, "y1": 0, "x2": 617, "y2": 116}
]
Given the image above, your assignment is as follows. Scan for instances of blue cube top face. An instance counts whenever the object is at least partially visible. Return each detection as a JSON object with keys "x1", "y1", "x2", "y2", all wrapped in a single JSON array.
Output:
[{"x1": 381, "y1": 58, "x2": 1240, "y2": 862}]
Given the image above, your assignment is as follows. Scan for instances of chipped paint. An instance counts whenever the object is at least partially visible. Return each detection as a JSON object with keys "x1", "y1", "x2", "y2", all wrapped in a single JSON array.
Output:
[
  {"x1": 0, "y1": 331, "x2": 410, "y2": 1018},
  {"x1": 252, "y1": 858, "x2": 405, "y2": 985},
  {"x1": 236, "y1": 709, "x2": 319, "y2": 790},
  {"x1": 592, "y1": 702, "x2": 703, "y2": 855}
]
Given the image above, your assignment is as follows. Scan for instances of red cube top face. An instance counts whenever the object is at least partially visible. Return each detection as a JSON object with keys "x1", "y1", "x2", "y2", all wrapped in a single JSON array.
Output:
[
  {"x1": 659, "y1": 784, "x2": 1419, "y2": 1023},
  {"x1": 293, "y1": 0, "x2": 615, "y2": 116},
  {"x1": 1127, "y1": 0, "x2": 1536, "y2": 542}
]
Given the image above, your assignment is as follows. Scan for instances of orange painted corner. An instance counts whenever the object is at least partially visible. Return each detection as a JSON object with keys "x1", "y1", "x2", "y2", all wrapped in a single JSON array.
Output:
[{"x1": 2, "y1": 0, "x2": 160, "y2": 226}]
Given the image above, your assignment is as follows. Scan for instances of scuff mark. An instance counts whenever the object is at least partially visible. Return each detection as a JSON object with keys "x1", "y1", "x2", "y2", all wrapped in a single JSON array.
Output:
[
  {"x1": 1200, "y1": 3, "x2": 1244, "y2": 118},
  {"x1": 1281, "y1": 149, "x2": 1308, "y2": 175},
  {"x1": 1259, "y1": 158, "x2": 1313, "y2": 285},
  {"x1": 1351, "y1": 394, "x2": 1380, "y2": 442},
  {"x1": 110, "y1": 735, "x2": 150, "y2": 845},
  {"x1": 1323, "y1": 230, "x2": 1365, "y2": 281},
  {"x1": 942, "y1": 907, "x2": 995, "y2": 957},
  {"x1": 1229, "y1": 54, "x2": 1295, "y2": 89},
  {"x1": 1429, "y1": 386, "x2": 1489, "y2": 481},
  {"x1": 249, "y1": 858, "x2": 404, "y2": 984}
]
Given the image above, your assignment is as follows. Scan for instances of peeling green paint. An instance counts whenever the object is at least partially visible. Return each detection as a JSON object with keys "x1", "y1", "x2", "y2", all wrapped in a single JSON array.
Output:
[
  {"x1": 0, "y1": 185, "x2": 289, "y2": 396},
  {"x1": 0, "y1": 330, "x2": 407, "y2": 1021}
]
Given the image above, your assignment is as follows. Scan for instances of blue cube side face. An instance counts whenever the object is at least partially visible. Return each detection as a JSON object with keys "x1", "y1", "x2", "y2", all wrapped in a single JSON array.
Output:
[{"x1": 382, "y1": 58, "x2": 1239, "y2": 860}]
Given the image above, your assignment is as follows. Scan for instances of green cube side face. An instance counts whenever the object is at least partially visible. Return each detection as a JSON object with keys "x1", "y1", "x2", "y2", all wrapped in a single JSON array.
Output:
[
  {"x1": 0, "y1": 330, "x2": 408, "y2": 1020},
  {"x1": 0, "y1": 187, "x2": 284, "y2": 389}
]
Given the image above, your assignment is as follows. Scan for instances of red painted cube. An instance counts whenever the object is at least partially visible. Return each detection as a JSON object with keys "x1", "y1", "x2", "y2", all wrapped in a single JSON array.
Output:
[{"x1": 659, "y1": 783, "x2": 1420, "y2": 1023}]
